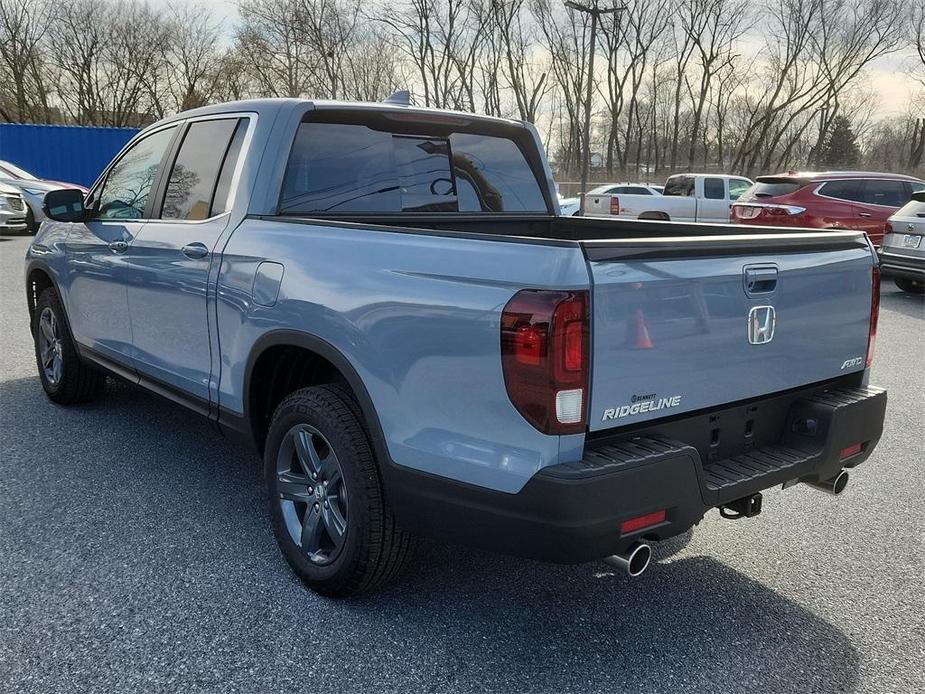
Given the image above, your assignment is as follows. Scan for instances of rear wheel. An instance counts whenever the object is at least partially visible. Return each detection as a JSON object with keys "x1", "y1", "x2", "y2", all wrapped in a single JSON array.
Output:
[
  {"x1": 894, "y1": 277, "x2": 924, "y2": 294},
  {"x1": 32, "y1": 288, "x2": 106, "y2": 403},
  {"x1": 265, "y1": 384, "x2": 416, "y2": 597}
]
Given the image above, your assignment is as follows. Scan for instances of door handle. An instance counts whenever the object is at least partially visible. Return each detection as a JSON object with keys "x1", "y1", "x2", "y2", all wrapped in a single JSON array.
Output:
[
  {"x1": 858, "y1": 212, "x2": 872, "y2": 218},
  {"x1": 109, "y1": 240, "x2": 128, "y2": 253},
  {"x1": 181, "y1": 242, "x2": 209, "y2": 259}
]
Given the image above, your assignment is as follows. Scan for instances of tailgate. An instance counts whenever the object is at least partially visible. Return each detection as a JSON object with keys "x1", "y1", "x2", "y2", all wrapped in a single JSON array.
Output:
[
  {"x1": 584, "y1": 194, "x2": 614, "y2": 217},
  {"x1": 582, "y1": 232, "x2": 875, "y2": 432}
]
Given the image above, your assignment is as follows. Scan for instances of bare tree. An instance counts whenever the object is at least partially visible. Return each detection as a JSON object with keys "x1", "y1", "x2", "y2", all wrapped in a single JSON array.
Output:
[
  {"x1": 0, "y1": 0, "x2": 53, "y2": 122},
  {"x1": 162, "y1": 2, "x2": 224, "y2": 114},
  {"x1": 679, "y1": 0, "x2": 749, "y2": 170}
]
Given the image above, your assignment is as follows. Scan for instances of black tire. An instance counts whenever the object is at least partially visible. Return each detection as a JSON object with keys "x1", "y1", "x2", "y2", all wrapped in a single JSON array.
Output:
[
  {"x1": 32, "y1": 288, "x2": 106, "y2": 404},
  {"x1": 25, "y1": 206, "x2": 38, "y2": 235},
  {"x1": 264, "y1": 384, "x2": 416, "y2": 597},
  {"x1": 894, "y1": 277, "x2": 924, "y2": 294}
]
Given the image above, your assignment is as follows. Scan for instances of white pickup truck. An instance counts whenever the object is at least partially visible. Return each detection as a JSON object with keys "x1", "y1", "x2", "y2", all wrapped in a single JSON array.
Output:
[{"x1": 585, "y1": 173, "x2": 753, "y2": 223}]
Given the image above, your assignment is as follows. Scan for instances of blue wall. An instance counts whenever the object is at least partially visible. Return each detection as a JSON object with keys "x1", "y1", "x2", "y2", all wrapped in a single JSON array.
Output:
[{"x1": 0, "y1": 123, "x2": 139, "y2": 188}]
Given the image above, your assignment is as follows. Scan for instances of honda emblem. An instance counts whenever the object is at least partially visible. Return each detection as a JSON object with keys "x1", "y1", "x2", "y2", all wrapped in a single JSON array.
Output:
[{"x1": 747, "y1": 306, "x2": 776, "y2": 345}]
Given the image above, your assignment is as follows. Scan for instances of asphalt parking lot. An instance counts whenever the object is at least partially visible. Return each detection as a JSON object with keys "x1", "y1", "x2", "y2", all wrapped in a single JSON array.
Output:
[{"x1": 0, "y1": 233, "x2": 922, "y2": 693}]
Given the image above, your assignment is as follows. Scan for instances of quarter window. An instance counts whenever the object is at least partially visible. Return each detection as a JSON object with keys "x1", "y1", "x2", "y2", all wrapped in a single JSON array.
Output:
[
  {"x1": 161, "y1": 118, "x2": 243, "y2": 220},
  {"x1": 703, "y1": 178, "x2": 726, "y2": 200},
  {"x1": 96, "y1": 127, "x2": 176, "y2": 219},
  {"x1": 862, "y1": 180, "x2": 909, "y2": 208}
]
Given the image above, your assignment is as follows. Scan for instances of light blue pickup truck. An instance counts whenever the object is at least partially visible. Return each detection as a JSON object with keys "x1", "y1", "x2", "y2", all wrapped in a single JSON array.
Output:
[{"x1": 26, "y1": 98, "x2": 887, "y2": 596}]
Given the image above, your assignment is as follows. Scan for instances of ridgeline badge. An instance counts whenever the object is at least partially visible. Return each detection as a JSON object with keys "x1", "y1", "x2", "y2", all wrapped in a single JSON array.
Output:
[{"x1": 602, "y1": 394, "x2": 682, "y2": 421}]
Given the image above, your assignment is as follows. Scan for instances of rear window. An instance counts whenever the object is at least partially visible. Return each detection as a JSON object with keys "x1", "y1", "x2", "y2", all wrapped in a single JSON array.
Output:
[
  {"x1": 743, "y1": 181, "x2": 803, "y2": 199},
  {"x1": 279, "y1": 122, "x2": 547, "y2": 214}
]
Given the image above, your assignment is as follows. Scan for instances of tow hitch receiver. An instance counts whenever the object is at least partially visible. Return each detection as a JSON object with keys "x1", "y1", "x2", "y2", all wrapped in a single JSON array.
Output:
[{"x1": 719, "y1": 493, "x2": 763, "y2": 519}]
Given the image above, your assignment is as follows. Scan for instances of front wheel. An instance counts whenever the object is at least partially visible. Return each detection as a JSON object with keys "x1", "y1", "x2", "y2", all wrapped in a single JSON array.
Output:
[
  {"x1": 264, "y1": 385, "x2": 416, "y2": 597},
  {"x1": 32, "y1": 288, "x2": 106, "y2": 403},
  {"x1": 25, "y1": 206, "x2": 38, "y2": 234},
  {"x1": 894, "y1": 277, "x2": 924, "y2": 294}
]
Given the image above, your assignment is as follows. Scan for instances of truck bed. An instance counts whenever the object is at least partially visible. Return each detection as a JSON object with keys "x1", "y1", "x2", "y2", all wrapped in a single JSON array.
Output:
[{"x1": 265, "y1": 212, "x2": 869, "y2": 246}]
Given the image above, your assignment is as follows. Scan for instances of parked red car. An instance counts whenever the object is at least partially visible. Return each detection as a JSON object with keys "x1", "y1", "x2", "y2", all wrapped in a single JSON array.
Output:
[{"x1": 730, "y1": 171, "x2": 924, "y2": 246}]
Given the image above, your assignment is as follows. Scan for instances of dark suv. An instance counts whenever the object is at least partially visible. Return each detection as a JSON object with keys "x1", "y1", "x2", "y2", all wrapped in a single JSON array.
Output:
[{"x1": 731, "y1": 172, "x2": 924, "y2": 246}]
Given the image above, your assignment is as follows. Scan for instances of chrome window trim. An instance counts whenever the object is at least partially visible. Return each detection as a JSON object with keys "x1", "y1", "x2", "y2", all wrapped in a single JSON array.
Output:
[
  {"x1": 156, "y1": 112, "x2": 258, "y2": 225},
  {"x1": 813, "y1": 178, "x2": 922, "y2": 209}
]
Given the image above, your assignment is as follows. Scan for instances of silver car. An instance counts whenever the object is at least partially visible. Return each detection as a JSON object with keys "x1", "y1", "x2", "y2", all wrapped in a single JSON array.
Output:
[
  {"x1": 0, "y1": 160, "x2": 87, "y2": 233},
  {"x1": 0, "y1": 182, "x2": 29, "y2": 234},
  {"x1": 880, "y1": 190, "x2": 925, "y2": 294}
]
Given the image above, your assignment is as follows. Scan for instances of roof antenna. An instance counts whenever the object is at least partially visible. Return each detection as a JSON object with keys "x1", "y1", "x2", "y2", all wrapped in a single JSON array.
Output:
[{"x1": 383, "y1": 90, "x2": 412, "y2": 106}]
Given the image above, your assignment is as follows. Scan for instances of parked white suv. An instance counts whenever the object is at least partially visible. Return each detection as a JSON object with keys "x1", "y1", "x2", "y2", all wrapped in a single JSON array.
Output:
[
  {"x1": 879, "y1": 189, "x2": 925, "y2": 294},
  {"x1": 0, "y1": 182, "x2": 29, "y2": 234},
  {"x1": 585, "y1": 173, "x2": 752, "y2": 224}
]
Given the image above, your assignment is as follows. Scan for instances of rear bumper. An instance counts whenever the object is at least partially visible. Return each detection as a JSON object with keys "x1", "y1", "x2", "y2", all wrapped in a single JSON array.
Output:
[
  {"x1": 878, "y1": 251, "x2": 924, "y2": 281},
  {"x1": 387, "y1": 384, "x2": 887, "y2": 563}
]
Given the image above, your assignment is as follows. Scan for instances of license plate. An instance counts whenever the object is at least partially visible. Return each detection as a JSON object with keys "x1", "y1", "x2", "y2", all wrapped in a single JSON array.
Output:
[
  {"x1": 735, "y1": 206, "x2": 761, "y2": 220},
  {"x1": 903, "y1": 234, "x2": 922, "y2": 249}
]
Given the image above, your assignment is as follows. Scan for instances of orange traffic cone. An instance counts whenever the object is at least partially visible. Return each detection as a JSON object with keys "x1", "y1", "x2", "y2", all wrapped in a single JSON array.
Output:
[{"x1": 630, "y1": 309, "x2": 654, "y2": 349}]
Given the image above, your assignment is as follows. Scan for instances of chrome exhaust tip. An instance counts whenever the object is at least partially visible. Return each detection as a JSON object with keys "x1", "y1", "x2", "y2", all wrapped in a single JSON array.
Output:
[
  {"x1": 805, "y1": 469, "x2": 849, "y2": 495},
  {"x1": 603, "y1": 542, "x2": 652, "y2": 577}
]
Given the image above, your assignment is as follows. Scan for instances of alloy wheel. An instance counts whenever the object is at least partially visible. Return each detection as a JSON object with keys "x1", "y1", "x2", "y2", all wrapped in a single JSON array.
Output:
[
  {"x1": 37, "y1": 307, "x2": 64, "y2": 386},
  {"x1": 276, "y1": 424, "x2": 349, "y2": 565}
]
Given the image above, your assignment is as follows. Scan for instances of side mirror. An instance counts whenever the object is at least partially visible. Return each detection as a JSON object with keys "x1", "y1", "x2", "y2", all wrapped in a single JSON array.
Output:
[{"x1": 43, "y1": 188, "x2": 88, "y2": 222}]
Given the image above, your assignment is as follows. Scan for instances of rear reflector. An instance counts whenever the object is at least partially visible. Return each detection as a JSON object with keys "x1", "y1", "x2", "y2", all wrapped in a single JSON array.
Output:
[
  {"x1": 621, "y1": 509, "x2": 667, "y2": 535},
  {"x1": 840, "y1": 443, "x2": 863, "y2": 460},
  {"x1": 867, "y1": 264, "x2": 880, "y2": 367}
]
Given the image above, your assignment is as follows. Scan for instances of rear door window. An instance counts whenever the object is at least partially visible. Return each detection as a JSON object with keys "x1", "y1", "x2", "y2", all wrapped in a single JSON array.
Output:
[
  {"x1": 819, "y1": 180, "x2": 866, "y2": 203},
  {"x1": 279, "y1": 122, "x2": 546, "y2": 214},
  {"x1": 161, "y1": 118, "x2": 243, "y2": 220},
  {"x1": 703, "y1": 177, "x2": 726, "y2": 200}
]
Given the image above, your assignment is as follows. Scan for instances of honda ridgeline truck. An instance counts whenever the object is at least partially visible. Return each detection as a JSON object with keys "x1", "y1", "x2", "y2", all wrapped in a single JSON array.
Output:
[{"x1": 27, "y1": 99, "x2": 886, "y2": 596}]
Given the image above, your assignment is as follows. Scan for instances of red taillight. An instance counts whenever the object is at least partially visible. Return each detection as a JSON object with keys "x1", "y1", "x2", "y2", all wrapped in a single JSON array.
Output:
[
  {"x1": 840, "y1": 442, "x2": 863, "y2": 460},
  {"x1": 501, "y1": 289, "x2": 590, "y2": 435},
  {"x1": 867, "y1": 264, "x2": 880, "y2": 367},
  {"x1": 621, "y1": 509, "x2": 667, "y2": 535},
  {"x1": 610, "y1": 196, "x2": 620, "y2": 215}
]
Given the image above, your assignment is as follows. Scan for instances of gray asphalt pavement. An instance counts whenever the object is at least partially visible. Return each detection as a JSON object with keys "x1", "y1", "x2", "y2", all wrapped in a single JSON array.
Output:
[{"x1": 1, "y1": 234, "x2": 923, "y2": 693}]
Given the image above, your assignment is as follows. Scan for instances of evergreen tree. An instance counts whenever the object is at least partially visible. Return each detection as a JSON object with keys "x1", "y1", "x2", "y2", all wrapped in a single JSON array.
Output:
[{"x1": 820, "y1": 116, "x2": 862, "y2": 169}]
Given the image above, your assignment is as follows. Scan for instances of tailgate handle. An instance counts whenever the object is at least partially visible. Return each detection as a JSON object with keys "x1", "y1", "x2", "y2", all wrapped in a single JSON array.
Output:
[{"x1": 744, "y1": 266, "x2": 778, "y2": 296}]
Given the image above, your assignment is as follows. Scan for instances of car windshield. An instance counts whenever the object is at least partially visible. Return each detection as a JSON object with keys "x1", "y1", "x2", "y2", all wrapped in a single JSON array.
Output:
[{"x1": 0, "y1": 160, "x2": 37, "y2": 180}]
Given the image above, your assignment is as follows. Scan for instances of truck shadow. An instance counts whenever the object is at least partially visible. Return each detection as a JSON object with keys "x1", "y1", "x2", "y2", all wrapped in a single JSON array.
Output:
[
  {"x1": 354, "y1": 543, "x2": 859, "y2": 692},
  {"x1": 0, "y1": 375, "x2": 859, "y2": 692}
]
